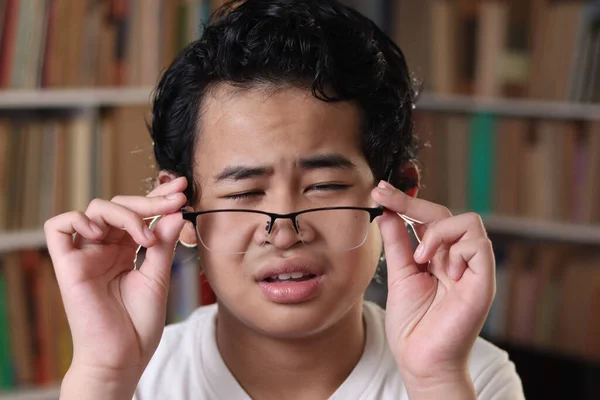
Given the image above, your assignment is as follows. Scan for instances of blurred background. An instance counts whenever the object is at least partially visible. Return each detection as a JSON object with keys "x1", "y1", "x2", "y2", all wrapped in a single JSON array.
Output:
[{"x1": 0, "y1": 0, "x2": 599, "y2": 399}]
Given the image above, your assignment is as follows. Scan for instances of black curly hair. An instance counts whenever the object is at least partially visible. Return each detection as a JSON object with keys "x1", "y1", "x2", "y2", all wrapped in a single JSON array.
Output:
[{"x1": 150, "y1": 0, "x2": 419, "y2": 206}]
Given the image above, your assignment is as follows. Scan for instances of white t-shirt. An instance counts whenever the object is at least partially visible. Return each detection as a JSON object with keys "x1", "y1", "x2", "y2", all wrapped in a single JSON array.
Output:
[{"x1": 135, "y1": 301, "x2": 524, "y2": 399}]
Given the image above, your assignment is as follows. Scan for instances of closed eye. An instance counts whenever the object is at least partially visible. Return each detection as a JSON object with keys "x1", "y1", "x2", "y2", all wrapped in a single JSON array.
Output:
[
  {"x1": 226, "y1": 191, "x2": 264, "y2": 201},
  {"x1": 308, "y1": 183, "x2": 350, "y2": 192},
  {"x1": 226, "y1": 184, "x2": 349, "y2": 200}
]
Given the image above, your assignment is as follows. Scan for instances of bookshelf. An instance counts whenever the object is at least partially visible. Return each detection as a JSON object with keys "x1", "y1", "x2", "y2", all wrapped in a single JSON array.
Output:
[{"x1": 0, "y1": 0, "x2": 599, "y2": 399}]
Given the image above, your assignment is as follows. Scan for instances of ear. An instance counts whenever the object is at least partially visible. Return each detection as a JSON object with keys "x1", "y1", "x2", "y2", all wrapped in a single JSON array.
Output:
[
  {"x1": 157, "y1": 171, "x2": 198, "y2": 247},
  {"x1": 393, "y1": 161, "x2": 420, "y2": 198}
]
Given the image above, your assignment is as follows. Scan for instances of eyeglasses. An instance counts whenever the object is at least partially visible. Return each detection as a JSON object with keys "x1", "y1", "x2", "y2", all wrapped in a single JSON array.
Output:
[{"x1": 181, "y1": 206, "x2": 383, "y2": 254}]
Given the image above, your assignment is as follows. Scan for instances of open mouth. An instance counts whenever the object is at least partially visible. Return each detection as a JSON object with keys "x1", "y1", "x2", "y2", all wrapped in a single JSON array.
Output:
[
  {"x1": 264, "y1": 272, "x2": 318, "y2": 283},
  {"x1": 259, "y1": 271, "x2": 322, "y2": 303}
]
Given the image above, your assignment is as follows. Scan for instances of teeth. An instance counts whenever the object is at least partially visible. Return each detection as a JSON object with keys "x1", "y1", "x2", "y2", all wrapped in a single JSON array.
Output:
[{"x1": 275, "y1": 272, "x2": 308, "y2": 281}]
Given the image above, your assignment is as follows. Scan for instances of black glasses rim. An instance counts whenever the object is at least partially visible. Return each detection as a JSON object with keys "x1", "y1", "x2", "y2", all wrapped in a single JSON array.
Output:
[{"x1": 181, "y1": 205, "x2": 383, "y2": 224}]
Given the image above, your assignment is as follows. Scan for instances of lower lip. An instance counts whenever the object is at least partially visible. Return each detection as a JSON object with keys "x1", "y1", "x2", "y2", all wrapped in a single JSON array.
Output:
[{"x1": 258, "y1": 276, "x2": 322, "y2": 304}]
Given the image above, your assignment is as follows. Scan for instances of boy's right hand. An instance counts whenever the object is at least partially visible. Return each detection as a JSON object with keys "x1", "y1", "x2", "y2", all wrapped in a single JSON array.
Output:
[{"x1": 44, "y1": 177, "x2": 188, "y2": 397}]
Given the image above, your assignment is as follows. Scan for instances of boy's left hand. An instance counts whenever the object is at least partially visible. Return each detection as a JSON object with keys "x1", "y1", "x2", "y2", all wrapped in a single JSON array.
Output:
[{"x1": 371, "y1": 180, "x2": 495, "y2": 393}]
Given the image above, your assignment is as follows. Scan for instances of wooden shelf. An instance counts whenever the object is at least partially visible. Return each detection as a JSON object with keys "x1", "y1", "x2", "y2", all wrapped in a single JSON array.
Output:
[
  {"x1": 1, "y1": 215, "x2": 599, "y2": 253},
  {"x1": 0, "y1": 87, "x2": 154, "y2": 109},
  {"x1": 417, "y1": 92, "x2": 600, "y2": 121},
  {"x1": 0, "y1": 229, "x2": 47, "y2": 253},
  {"x1": 480, "y1": 214, "x2": 600, "y2": 245},
  {"x1": 0, "y1": 386, "x2": 60, "y2": 400},
  {"x1": 0, "y1": 88, "x2": 599, "y2": 120}
]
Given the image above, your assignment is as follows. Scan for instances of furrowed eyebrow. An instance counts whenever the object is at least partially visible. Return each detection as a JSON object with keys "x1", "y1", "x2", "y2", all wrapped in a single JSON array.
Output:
[
  {"x1": 214, "y1": 165, "x2": 273, "y2": 182},
  {"x1": 297, "y1": 153, "x2": 356, "y2": 171},
  {"x1": 213, "y1": 153, "x2": 355, "y2": 183}
]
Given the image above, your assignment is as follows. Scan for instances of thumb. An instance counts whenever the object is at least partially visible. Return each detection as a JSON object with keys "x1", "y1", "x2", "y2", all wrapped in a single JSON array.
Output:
[
  {"x1": 139, "y1": 213, "x2": 186, "y2": 292},
  {"x1": 377, "y1": 209, "x2": 420, "y2": 286}
]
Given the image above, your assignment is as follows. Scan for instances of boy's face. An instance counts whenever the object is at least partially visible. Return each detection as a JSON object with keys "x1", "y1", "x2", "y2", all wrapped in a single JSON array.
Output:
[{"x1": 190, "y1": 84, "x2": 382, "y2": 337}]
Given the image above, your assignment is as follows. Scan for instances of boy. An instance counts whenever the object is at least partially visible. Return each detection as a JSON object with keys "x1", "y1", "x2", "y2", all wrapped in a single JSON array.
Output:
[{"x1": 45, "y1": 1, "x2": 524, "y2": 398}]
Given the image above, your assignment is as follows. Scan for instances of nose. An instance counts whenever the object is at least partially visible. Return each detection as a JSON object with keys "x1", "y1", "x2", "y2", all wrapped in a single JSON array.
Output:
[{"x1": 266, "y1": 217, "x2": 302, "y2": 249}]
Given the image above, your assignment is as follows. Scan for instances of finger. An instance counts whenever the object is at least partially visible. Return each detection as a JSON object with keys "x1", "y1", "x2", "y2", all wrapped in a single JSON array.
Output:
[
  {"x1": 138, "y1": 213, "x2": 186, "y2": 297},
  {"x1": 448, "y1": 237, "x2": 495, "y2": 284},
  {"x1": 371, "y1": 180, "x2": 452, "y2": 238},
  {"x1": 109, "y1": 192, "x2": 187, "y2": 220},
  {"x1": 81, "y1": 199, "x2": 158, "y2": 248},
  {"x1": 104, "y1": 193, "x2": 186, "y2": 246},
  {"x1": 44, "y1": 211, "x2": 104, "y2": 257},
  {"x1": 377, "y1": 209, "x2": 420, "y2": 286},
  {"x1": 146, "y1": 176, "x2": 188, "y2": 197},
  {"x1": 414, "y1": 212, "x2": 487, "y2": 265}
]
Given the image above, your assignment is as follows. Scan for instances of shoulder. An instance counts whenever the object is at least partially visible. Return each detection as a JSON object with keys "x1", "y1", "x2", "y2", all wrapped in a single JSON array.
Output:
[
  {"x1": 364, "y1": 302, "x2": 524, "y2": 400},
  {"x1": 135, "y1": 304, "x2": 218, "y2": 399},
  {"x1": 153, "y1": 303, "x2": 216, "y2": 361}
]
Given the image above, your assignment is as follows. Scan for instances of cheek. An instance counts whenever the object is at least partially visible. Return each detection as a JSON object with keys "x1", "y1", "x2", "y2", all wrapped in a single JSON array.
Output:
[
  {"x1": 197, "y1": 250, "x2": 244, "y2": 298},
  {"x1": 333, "y1": 225, "x2": 382, "y2": 290},
  {"x1": 356, "y1": 224, "x2": 383, "y2": 281},
  {"x1": 366, "y1": 223, "x2": 383, "y2": 262}
]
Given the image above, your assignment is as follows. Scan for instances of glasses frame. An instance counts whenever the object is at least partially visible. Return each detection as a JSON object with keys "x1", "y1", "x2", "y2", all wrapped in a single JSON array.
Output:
[{"x1": 181, "y1": 205, "x2": 384, "y2": 236}]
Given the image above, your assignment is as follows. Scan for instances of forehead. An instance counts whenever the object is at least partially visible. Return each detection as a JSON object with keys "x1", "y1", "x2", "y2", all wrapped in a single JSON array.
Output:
[{"x1": 194, "y1": 84, "x2": 366, "y2": 176}]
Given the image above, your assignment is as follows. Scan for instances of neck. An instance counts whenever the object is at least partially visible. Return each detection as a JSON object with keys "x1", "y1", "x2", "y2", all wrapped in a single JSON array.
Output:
[{"x1": 216, "y1": 301, "x2": 366, "y2": 400}]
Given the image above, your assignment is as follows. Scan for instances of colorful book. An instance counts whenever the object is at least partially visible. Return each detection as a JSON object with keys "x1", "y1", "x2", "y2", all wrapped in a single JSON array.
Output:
[{"x1": 468, "y1": 112, "x2": 497, "y2": 215}]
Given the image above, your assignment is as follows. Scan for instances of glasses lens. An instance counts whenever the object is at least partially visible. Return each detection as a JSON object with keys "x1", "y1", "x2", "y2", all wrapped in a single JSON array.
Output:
[
  {"x1": 195, "y1": 211, "x2": 268, "y2": 254},
  {"x1": 296, "y1": 208, "x2": 372, "y2": 252}
]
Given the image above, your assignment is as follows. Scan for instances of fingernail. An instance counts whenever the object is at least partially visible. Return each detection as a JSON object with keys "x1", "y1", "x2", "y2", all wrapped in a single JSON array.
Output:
[
  {"x1": 375, "y1": 187, "x2": 393, "y2": 196},
  {"x1": 378, "y1": 180, "x2": 393, "y2": 189},
  {"x1": 450, "y1": 268, "x2": 460, "y2": 281},
  {"x1": 414, "y1": 243, "x2": 425, "y2": 259},
  {"x1": 144, "y1": 226, "x2": 155, "y2": 240}
]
